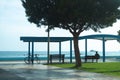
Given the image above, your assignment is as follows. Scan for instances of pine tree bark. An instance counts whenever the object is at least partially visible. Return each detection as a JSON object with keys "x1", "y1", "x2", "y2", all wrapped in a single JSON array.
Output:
[{"x1": 73, "y1": 34, "x2": 82, "y2": 67}]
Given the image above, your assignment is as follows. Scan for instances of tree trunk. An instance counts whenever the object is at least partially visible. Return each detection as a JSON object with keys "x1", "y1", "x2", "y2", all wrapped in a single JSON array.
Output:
[{"x1": 73, "y1": 35, "x2": 82, "y2": 67}]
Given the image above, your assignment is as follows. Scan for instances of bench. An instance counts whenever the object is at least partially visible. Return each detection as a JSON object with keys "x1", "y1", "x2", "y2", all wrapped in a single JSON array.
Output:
[
  {"x1": 85, "y1": 53, "x2": 100, "y2": 63},
  {"x1": 49, "y1": 54, "x2": 65, "y2": 63}
]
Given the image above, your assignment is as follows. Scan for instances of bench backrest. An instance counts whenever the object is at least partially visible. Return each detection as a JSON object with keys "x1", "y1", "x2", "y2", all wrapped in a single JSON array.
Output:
[
  {"x1": 85, "y1": 54, "x2": 100, "y2": 59},
  {"x1": 50, "y1": 54, "x2": 64, "y2": 59}
]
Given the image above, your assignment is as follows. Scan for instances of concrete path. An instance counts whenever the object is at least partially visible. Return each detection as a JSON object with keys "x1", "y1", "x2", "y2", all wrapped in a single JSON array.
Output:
[{"x1": 0, "y1": 63, "x2": 120, "y2": 80}]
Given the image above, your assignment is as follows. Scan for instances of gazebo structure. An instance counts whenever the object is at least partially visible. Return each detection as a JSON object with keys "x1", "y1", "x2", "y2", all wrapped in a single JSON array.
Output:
[
  {"x1": 20, "y1": 37, "x2": 73, "y2": 64},
  {"x1": 20, "y1": 34, "x2": 120, "y2": 64},
  {"x1": 79, "y1": 34, "x2": 120, "y2": 62}
]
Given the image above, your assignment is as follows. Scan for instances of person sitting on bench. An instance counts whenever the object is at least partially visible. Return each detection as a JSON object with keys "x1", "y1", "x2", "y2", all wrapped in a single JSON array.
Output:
[{"x1": 85, "y1": 51, "x2": 100, "y2": 63}]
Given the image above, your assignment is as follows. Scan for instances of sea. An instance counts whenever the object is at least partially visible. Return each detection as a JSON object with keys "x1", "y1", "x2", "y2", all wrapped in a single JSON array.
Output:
[{"x1": 0, "y1": 51, "x2": 120, "y2": 62}]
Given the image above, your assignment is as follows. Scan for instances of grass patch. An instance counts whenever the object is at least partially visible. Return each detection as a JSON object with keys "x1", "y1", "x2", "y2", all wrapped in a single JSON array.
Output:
[{"x1": 49, "y1": 62, "x2": 120, "y2": 77}]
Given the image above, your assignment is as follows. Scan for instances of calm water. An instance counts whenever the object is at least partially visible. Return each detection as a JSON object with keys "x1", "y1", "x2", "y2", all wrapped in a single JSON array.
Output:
[{"x1": 0, "y1": 51, "x2": 120, "y2": 61}]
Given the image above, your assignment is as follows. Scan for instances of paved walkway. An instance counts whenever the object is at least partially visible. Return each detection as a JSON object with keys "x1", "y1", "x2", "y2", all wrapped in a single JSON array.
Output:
[{"x1": 0, "y1": 63, "x2": 120, "y2": 80}]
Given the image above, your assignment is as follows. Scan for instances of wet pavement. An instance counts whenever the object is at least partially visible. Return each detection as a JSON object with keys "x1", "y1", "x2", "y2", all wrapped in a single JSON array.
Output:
[{"x1": 0, "y1": 63, "x2": 120, "y2": 80}]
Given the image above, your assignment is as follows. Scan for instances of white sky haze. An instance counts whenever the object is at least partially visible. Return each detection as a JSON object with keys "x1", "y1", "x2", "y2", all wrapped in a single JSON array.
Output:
[{"x1": 0, "y1": 0, "x2": 120, "y2": 52}]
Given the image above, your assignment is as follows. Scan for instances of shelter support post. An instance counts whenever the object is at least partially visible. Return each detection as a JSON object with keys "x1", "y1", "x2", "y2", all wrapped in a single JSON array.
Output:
[
  {"x1": 59, "y1": 42, "x2": 61, "y2": 62},
  {"x1": 47, "y1": 27, "x2": 50, "y2": 64},
  {"x1": 28, "y1": 42, "x2": 30, "y2": 56},
  {"x1": 70, "y1": 40, "x2": 72, "y2": 63},
  {"x1": 28, "y1": 42, "x2": 31, "y2": 63},
  {"x1": 85, "y1": 39, "x2": 88, "y2": 56},
  {"x1": 102, "y1": 37, "x2": 106, "y2": 62},
  {"x1": 31, "y1": 42, "x2": 34, "y2": 64}
]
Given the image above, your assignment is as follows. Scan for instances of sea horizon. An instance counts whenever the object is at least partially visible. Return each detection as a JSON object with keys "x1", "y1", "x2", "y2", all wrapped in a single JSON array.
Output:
[
  {"x1": 0, "y1": 50, "x2": 120, "y2": 56},
  {"x1": 0, "y1": 51, "x2": 120, "y2": 61}
]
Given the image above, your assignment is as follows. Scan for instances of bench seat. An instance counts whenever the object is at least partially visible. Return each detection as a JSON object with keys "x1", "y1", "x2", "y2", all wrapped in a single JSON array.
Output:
[
  {"x1": 49, "y1": 54, "x2": 65, "y2": 63},
  {"x1": 85, "y1": 55, "x2": 100, "y2": 63}
]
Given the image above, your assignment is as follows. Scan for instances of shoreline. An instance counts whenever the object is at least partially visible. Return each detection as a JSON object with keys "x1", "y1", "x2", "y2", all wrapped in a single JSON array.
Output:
[{"x1": 0, "y1": 57, "x2": 120, "y2": 65}]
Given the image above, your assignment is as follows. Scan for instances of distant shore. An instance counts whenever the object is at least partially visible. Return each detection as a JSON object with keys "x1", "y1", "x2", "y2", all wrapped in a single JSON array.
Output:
[
  {"x1": 0, "y1": 51, "x2": 120, "y2": 64},
  {"x1": 0, "y1": 56, "x2": 120, "y2": 60},
  {"x1": 0, "y1": 56, "x2": 120, "y2": 64}
]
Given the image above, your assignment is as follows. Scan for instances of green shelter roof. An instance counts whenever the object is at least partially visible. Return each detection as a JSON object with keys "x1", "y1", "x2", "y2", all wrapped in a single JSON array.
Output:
[
  {"x1": 20, "y1": 34, "x2": 120, "y2": 42},
  {"x1": 79, "y1": 34, "x2": 120, "y2": 41},
  {"x1": 20, "y1": 37, "x2": 72, "y2": 42}
]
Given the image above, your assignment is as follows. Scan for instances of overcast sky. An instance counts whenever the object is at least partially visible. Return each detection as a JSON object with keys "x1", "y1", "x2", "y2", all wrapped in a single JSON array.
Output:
[{"x1": 0, "y1": 0, "x2": 120, "y2": 52}]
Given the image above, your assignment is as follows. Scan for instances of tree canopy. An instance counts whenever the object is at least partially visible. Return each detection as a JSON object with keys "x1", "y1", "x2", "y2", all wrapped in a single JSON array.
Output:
[
  {"x1": 22, "y1": 0, "x2": 120, "y2": 67},
  {"x1": 22, "y1": 0, "x2": 120, "y2": 32}
]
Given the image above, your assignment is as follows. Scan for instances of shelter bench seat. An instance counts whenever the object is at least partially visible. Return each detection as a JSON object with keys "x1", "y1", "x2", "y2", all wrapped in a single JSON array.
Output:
[
  {"x1": 49, "y1": 54, "x2": 65, "y2": 63},
  {"x1": 85, "y1": 55, "x2": 100, "y2": 63}
]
